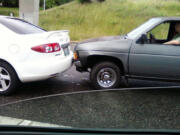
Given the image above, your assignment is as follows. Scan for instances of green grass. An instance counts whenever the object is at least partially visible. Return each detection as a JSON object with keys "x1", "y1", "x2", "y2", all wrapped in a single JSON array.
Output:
[
  {"x1": 0, "y1": 7, "x2": 18, "y2": 16},
  {"x1": 39, "y1": 0, "x2": 180, "y2": 41}
]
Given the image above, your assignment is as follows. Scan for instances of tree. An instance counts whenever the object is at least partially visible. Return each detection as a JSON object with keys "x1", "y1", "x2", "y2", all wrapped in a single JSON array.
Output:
[
  {"x1": 97, "y1": 0, "x2": 105, "y2": 2},
  {"x1": 77, "y1": 0, "x2": 91, "y2": 3},
  {"x1": 77, "y1": 0, "x2": 105, "y2": 4},
  {"x1": 1, "y1": 0, "x2": 18, "y2": 7},
  {"x1": 40, "y1": 0, "x2": 73, "y2": 9}
]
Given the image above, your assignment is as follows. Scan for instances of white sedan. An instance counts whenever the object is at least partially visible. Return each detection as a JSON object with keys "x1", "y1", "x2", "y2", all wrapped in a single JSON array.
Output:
[{"x1": 0, "y1": 16, "x2": 73, "y2": 95}]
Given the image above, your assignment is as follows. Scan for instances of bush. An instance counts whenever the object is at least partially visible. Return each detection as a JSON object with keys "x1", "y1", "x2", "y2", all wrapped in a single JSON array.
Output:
[
  {"x1": 77, "y1": 0, "x2": 91, "y2": 4},
  {"x1": 55, "y1": 0, "x2": 73, "y2": 5},
  {"x1": 76, "y1": 0, "x2": 105, "y2": 4},
  {"x1": 40, "y1": 0, "x2": 73, "y2": 9},
  {"x1": 0, "y1": 0, "x2": 73, "y2": 8},
  {"x1": 0, "y1": 0, "x2": 18, "y2": 7},
  {"x1": 97, "y1": 0, "x2": 105, "y2": 2}
]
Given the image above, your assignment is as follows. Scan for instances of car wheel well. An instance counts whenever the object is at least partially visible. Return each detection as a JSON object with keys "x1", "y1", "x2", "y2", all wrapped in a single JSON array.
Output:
[
  {"x1": 87, "y1": 55, "x2": 124, "y2": 75},
  {"x1": 0, "y1": 59, "x2": 20, "y2": 82}
]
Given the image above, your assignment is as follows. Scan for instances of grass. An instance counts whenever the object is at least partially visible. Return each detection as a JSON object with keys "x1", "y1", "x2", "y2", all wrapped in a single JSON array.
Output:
[{"x1": 39, "y1": 0, "x2": 180, "y2": 41}]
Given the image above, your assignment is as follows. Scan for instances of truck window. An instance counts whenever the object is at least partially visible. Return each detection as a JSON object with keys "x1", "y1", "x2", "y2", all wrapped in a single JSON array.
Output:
[{"x1": 148, "y1": 22, "x2": 170, "y2": 40}]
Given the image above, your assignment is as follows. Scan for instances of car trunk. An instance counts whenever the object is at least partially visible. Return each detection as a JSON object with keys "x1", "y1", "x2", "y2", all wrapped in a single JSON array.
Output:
[{"x1": 18, "y1": 30, "x2": 71, "y2": 60}]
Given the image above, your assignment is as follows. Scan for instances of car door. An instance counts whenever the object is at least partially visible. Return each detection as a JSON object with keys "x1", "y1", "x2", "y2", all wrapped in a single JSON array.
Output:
[{"x1": 129, "y1": 22, "x2": 180, "y2": 80}]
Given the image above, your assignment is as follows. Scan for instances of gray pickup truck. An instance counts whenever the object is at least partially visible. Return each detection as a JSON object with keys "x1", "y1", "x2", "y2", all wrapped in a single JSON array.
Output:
[{"x1": 74, "y1": 17, "x2": 180, "y2": 89}]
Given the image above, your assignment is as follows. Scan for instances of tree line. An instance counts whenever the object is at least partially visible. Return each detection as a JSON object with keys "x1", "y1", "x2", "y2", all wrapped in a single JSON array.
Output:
[
  {"x1": 0, "y1": 0, "x2": 105, "y2": 8},
  {"x1": 0, "y1": 0, "x2": 73, "y2": 8}
]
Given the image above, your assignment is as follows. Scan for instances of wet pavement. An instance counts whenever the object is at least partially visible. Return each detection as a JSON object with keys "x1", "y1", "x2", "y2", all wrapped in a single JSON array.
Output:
[
  {"x1": 0, "y1": 88, "x2": 180, "y2": 129},
  {"x1": 0, "y1": 64, "x2": 179, "y2": 129},
  {"x1": 0, "y1": 64, "x2": 180, "y2": 106},
  {"x1": 0, "y1": 65, "x2": 180, "y2": 106},
  {"x1": 0, "y1": 65, "x2": 90, "y2": 105}
]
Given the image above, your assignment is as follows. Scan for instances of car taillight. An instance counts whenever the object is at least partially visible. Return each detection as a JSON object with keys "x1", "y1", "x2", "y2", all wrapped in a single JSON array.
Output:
[
  {"x1": 74, "y1": 52, "x2": 78, "y2": 60},
  {"x1": 31, "y1": 43, "x2": 61, "y2": 53}
]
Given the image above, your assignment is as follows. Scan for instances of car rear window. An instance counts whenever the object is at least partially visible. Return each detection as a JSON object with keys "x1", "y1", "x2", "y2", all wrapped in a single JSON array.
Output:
[{"x1": 0, "y1": 17, "x2": 46, "y2": 34}]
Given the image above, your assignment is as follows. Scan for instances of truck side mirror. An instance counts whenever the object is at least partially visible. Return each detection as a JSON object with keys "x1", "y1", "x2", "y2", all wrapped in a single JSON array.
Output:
[{"x1": 139, "y1": 34, "x2": 148, "y2": 44}]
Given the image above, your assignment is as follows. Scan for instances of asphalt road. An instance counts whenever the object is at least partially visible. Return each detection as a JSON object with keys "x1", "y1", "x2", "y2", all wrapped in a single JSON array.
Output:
[
  {"x1": 0, "y1": 64, "x2": 180, "y2": 106},
  {"x1": 0, "y1": 83, "x2": 180, "y2": 129},
  {"x1": 0, "y1": 64, "x2": 180, "y2": 129}
]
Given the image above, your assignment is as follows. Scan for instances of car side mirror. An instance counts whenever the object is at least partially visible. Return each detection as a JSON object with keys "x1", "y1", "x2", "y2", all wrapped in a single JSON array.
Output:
[{"x1": 139, "y1": 34, "x2": 148, "y2": 44}]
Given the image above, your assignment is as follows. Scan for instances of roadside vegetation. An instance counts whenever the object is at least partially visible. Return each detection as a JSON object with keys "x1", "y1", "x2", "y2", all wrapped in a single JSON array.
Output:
[
  {"x1": 0, "y1": 0, "x2": 73, "y2": 9},
  {"x1": 0, "y1": 0, "x2": 180, "y2": 41},
  {"x1": 39, "y1": 0, "x2": 180, "y2": 41}
]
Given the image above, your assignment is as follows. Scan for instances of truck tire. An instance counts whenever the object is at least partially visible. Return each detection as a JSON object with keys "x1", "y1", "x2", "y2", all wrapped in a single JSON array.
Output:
[
  {"x1": 90, "y1": 62, "x2": 122, "y2": 89},
  {"x1": 0, "y1": 61, "x2": 19, "y2": 95}
]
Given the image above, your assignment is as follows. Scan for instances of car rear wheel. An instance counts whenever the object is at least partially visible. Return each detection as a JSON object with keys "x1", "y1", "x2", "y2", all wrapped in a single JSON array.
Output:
[
  {"x1": 90, "y1": 62, "x2": 122, "y2": 89},
  {"x1": 0, "y1": 62, "x2": 19, "y2": 95}
]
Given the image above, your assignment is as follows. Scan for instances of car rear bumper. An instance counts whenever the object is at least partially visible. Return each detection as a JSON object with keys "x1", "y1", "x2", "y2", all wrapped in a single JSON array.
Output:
[{"x1": 17, "y1": 53, "x2": 73, "y2": 82}]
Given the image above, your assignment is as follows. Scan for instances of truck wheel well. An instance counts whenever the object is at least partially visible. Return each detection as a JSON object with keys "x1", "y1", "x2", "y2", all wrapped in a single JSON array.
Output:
[{"x1": 87, "y1": 55, "x2": 124, "y2": 75}]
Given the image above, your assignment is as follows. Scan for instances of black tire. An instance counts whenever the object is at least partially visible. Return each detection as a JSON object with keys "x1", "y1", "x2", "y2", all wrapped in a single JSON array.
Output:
[
  {"x1": 90, "y1": 62, "x2": 122, "y2": 89},
  {"x1": 0, "y1": 61, "x2": 19, "y2": 95}
]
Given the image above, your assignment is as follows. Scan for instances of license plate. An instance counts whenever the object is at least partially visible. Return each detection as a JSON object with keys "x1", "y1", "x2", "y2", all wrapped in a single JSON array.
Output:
[{"x1": 63, "y1": 48, "x2": 69, "y2": 56}]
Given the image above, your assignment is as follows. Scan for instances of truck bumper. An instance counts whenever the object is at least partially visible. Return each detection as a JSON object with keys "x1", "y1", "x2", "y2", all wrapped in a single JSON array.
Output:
[{"x1": 74, "y1": 60, "x2": 87, "y2": 72}]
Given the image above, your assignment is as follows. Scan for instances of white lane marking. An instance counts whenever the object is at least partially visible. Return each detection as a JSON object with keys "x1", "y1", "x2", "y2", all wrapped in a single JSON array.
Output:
[
  {"x1": 0, "y1": 115, "x2": 71, "y2": 128},
  {"x1": 19, "y1": 120, "x2": 32, "y2": 126}
]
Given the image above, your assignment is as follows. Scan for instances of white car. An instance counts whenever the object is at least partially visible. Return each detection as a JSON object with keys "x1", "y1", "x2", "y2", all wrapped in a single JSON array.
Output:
[{"x1": 0, "y1": 16, "x2": 73, "y2": 95}]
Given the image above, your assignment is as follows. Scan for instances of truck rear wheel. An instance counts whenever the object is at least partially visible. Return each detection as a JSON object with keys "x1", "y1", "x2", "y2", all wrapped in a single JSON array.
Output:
[{"x1": 90, "y1": 62, "x2": 122, "y2": 89}]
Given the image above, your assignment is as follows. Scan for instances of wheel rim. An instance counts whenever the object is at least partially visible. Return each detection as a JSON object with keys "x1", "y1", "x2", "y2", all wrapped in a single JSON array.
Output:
[
  {"x1": 97, "y1": 67, "x2": 117, "y2": 88},
  {"x1": 0, "y1": 67, "x2": 11, "y2": 92}
]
